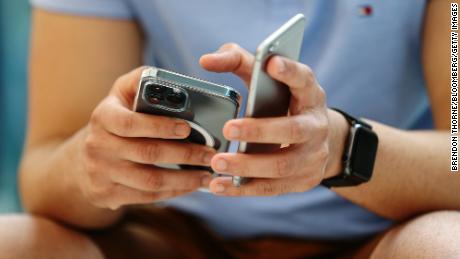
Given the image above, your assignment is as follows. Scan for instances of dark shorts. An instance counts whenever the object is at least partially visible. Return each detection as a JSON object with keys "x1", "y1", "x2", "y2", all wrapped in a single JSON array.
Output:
[{"x1": 87, "y1": 206, "x2": 381, "y2": 259}]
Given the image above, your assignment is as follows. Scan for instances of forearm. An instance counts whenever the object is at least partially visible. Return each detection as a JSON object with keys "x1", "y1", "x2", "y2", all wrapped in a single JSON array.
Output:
[
  {"x1": 20, "y1": 128, "x2": 124, "y2": 229},
  {"x1": 328, "y1": 116, "x2": 456, "y2": 220}
]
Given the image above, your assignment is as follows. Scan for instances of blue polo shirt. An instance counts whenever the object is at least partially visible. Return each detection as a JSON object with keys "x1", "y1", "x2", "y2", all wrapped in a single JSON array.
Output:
[{"x1": 30, "y1": 0, "x2": 431, "y2": 240}]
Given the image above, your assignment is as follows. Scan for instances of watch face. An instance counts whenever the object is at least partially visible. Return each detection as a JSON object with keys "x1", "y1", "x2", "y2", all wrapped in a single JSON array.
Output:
[{"x1": 349, "y1": 126, "x2": 378, "y2": 180}]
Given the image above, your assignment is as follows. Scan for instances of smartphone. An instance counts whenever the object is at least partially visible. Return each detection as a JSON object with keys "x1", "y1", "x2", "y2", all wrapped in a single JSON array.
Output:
[
  {"x1": 134, "y1": 67, "x2": 241, "y2": 174},
  {"x1": 233, "y1": 14, "x2": 307, "y2": 186}
]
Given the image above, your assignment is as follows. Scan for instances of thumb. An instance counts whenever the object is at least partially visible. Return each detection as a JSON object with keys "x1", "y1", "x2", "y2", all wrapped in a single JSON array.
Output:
[
  {"x1": 110, "y1": 66, "x2": 147, "y2": 108},
  {"x1": 200, "y1": 43, "x2": 254, "y2": 85}
]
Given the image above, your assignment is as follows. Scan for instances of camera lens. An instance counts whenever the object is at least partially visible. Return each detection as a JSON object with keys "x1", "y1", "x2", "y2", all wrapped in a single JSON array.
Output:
[
  {"x1": 152, "y1": 84, "x2": 166, "y2": 93},
  {"x1": 147, "y1": 93, "x2": 163, "y2": 104},
  {"x1": 166, "y1": 91, "x2": 186, "y2": 105}
]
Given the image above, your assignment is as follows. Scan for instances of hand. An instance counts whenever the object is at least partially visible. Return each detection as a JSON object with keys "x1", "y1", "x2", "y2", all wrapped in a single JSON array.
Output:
[
  {"x1": 200, "y1": 43, "x2": 348, "y2": 196},
  {"x1": 77, "y1": 67, "x2": 215, "y2": 210}
]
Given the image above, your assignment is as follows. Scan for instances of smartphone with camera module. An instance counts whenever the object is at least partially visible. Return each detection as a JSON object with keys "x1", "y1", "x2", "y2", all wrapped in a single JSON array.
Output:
[
  {"x1": 133, "y1": 67, "x2": 241, "y2": 176},
  {"x1": 233, "y1": 14, "x2": 306, "y2": 186}
]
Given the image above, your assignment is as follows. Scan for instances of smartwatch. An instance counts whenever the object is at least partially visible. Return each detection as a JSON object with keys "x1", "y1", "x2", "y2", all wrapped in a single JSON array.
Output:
[{"x1": 321, "y1": 108, "x2": 379, "y2": 188}]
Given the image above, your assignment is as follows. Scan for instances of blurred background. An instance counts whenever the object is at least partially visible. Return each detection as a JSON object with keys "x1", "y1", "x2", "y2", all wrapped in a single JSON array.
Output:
[{"x1": 0, "y1": 0, "x2": 30, "y2": 212}]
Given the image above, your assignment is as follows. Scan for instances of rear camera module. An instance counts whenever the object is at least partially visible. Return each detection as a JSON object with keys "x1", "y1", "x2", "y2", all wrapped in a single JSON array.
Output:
[{"x1": 144, "y1": 82, "x2": 187, "y2": 110}]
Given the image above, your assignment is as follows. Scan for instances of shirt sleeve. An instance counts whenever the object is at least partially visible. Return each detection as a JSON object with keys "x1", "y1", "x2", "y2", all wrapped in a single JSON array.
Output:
[{"x1": 30, "y1": 0, "x2": 134, "y2": 19}]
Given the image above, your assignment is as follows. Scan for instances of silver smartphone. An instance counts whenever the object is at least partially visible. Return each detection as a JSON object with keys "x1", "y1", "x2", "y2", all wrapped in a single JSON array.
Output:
[
  {"x1": 233, "y1": 14, "x2": 307, "y2": 186},
  {"x1": 134, "y1": 67, "x2": 241, "y2": 175}
]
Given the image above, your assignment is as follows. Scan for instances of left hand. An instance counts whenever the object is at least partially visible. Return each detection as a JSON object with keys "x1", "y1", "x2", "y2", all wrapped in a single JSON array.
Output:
[{"x1": 200, "y1": 43, "x2": 348, "y2": 196}]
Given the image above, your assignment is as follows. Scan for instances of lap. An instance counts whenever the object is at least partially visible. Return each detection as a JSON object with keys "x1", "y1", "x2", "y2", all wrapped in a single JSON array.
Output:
[
  {"x1": 86, "y1": 206, "x2": 372, "y2": 259},
  {"x1": 2, "y1": 209, "x2": 459, "y2": 259}
]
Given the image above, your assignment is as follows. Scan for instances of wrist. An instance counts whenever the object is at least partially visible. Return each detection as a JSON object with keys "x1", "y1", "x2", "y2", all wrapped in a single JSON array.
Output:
[
  {"x1": 324, "y1": 108, "x2": 349, "y2": 178},
  {"x1": 67, "y1": 128, "x2": 126, "y2": 228}
]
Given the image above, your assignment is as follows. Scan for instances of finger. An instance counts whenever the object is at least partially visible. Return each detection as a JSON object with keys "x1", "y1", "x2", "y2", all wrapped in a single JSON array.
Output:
[
  {"x1": 266, "y1": 56, "x2": 325, "y2": 112},
  {"x1": 209, "y1": 176, "x2": 317, "y2": 197},
  {"x1": 100, "y1": 184, "x2": 196, "y2": 210},
  {"x1": 110, "y1": 66, "x2": 147, "y2": 107},
  {"x1": 200, "y1": 43, "x2": 254, "y2": 84},
  {"x1": 223, "y1": 115, "x2": 318, "y2": 144},
  {"x1": 210, "y1": 144, "x2": 328, "y2": 179},
  {"x1": 211, "y1": 146, "x2": 301, "y2": 178},
  {"x1": 94, "y1": 96, "x2": 191, "y2": 139},
  {"x1": 149, "y1": 189, "x2": 197, "y2": 202},
  {"x1": 110, "y1": 162, "x2": 212, "y2": 192},
  {"x1": 114, "y1": 137, "x2": 216, "y2": 166}
]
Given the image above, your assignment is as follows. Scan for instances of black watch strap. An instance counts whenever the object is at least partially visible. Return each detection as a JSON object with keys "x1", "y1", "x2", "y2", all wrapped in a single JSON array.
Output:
[
  {"x1": 331, "y1": 108, "x2": 372, "y2": 129},
  {"x1": 321, "y1": 108, "x2": 374, "y2": 188},
  {"x1": 321, "y1": 173, "x2": 363, "y2": 188}
]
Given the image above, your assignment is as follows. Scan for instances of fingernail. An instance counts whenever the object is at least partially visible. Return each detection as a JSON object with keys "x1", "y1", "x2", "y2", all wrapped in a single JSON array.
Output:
[
  {"x1": 214, "y1": 184, "x2": 226, "y2": 193},
  {"x1": 203, "y1": 151, "x2": 215, "y2": 164},
  {"x1": 215, "y1": 158, "x2": 228, "y2": 171},
  {"x1": 228, "y1": 126, "x2": 240, "y2": 139},
  {"x1": 201, "y1": 175, "x2": 212, "y2": 187},
  {"x1": 276, "y1": 57, "x2": 286, "y2": 74},
  {"x1": 174, "y1": 122, "x2": 189, "y2": 136}
]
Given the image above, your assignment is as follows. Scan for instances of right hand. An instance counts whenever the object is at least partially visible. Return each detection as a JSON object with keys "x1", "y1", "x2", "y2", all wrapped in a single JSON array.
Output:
[{"x1": 77, "y1": 67, "x2": 215, "y2": 210}]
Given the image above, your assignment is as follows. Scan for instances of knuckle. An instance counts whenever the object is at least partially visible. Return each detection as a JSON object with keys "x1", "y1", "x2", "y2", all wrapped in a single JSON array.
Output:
[
  {"x1": 289, "y1": 118, "x2": 307, "y2": 143},
  {"x1": 278, "y1": 183, "x2": 293, "y2": 195},
  {"x1": 275, "y1": 157, "x2": 292, "y2": 177},
  {"x1": 245, "y1": 121, "x2": 263, "y2": 141},
  {"x1": 195, "y1": 147, "x2": 211, "y2": 165},
  {"x1": 282, "y1": 59, "x2": 296, "y2": 76},
  {"x1": 89, "y1": 105, "x2": 104, "y2": 126},
  {"x1": 113, "y1": 76, "x2": 125, "y2": 89},
  {"x1": 84, "y1": 157, "x2": 99, "y2": 176},
  {"x1": 221, "y1": 42, "x2": 240, "y2": 51},
  {"x1": 120, "y1": 112, "x2": 134, "y2": 135},
  {"x1": 182, "y1": 145, "x2": 195, "y2": 163},
  {"x1": 84, "y1": 188, "x2": 100, "y2": 205},
  {"x1": 317, "y1": 117, "x2": 330, "y2": 141},
  {"x1": 83, "y1": 137, "x2": 97, "y2": 157},
  {"x1": 85, "y1": 183, "x2": 110, "y2": 207},
  {"x1": 316, "y1": 86, "x2": 327, "y2": 105},
  {"x1": 83, "y1": 132, "x2": 103, "y2": 158},
  {"x1": 82, "y1": 152, "x2": 103, "y2": 183},
  {"x1": 232, "y1": 159, "x2": 249, "y2": 177},
  {"x1": 185, "y1": 175, "x2": 200, "y2": 188},
  {"x1": 228, "y1": 186, "x2": 243, "y2": 196},
  {"x1": 145, "y1": 172, "x2": 163, "y2": 190},
  {"x1": 138, "y1": 142, "x2": 161, "y2": 163},
  {"x1": 258, "y1": 182, "x2": 276, "y2": 195},
  {"x1": 147, "y1": 117, "x2": 163, "y2": 136},
  {"x1": 302, "y1": 64, "x2": 315, "y2": 86}
]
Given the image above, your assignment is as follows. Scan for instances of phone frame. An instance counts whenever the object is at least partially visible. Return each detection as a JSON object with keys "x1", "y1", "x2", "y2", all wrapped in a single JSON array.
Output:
[{"x1": 234, "y1": 14, "x2": 306, "y2": 186}]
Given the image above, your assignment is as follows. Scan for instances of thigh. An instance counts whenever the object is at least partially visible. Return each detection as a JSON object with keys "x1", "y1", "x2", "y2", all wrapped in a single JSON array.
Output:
[
  {"x1": 0, "y1": 214, "x2": 103, "y2": 259},
  {"x1": 368, "y1": 211, "x2": 460, "y2": 259}
]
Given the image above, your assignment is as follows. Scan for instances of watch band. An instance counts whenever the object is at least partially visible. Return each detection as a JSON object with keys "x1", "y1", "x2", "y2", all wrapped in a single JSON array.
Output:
[
  {"x1": 321, "y1": 108, "x2": 373, "y2": 188},
  {"x1": 321, "y1": 173, "x2": 363, "y2": 188},
  {"x1": 330, "y1": 108, "x2": 372, "y2": 130}
]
